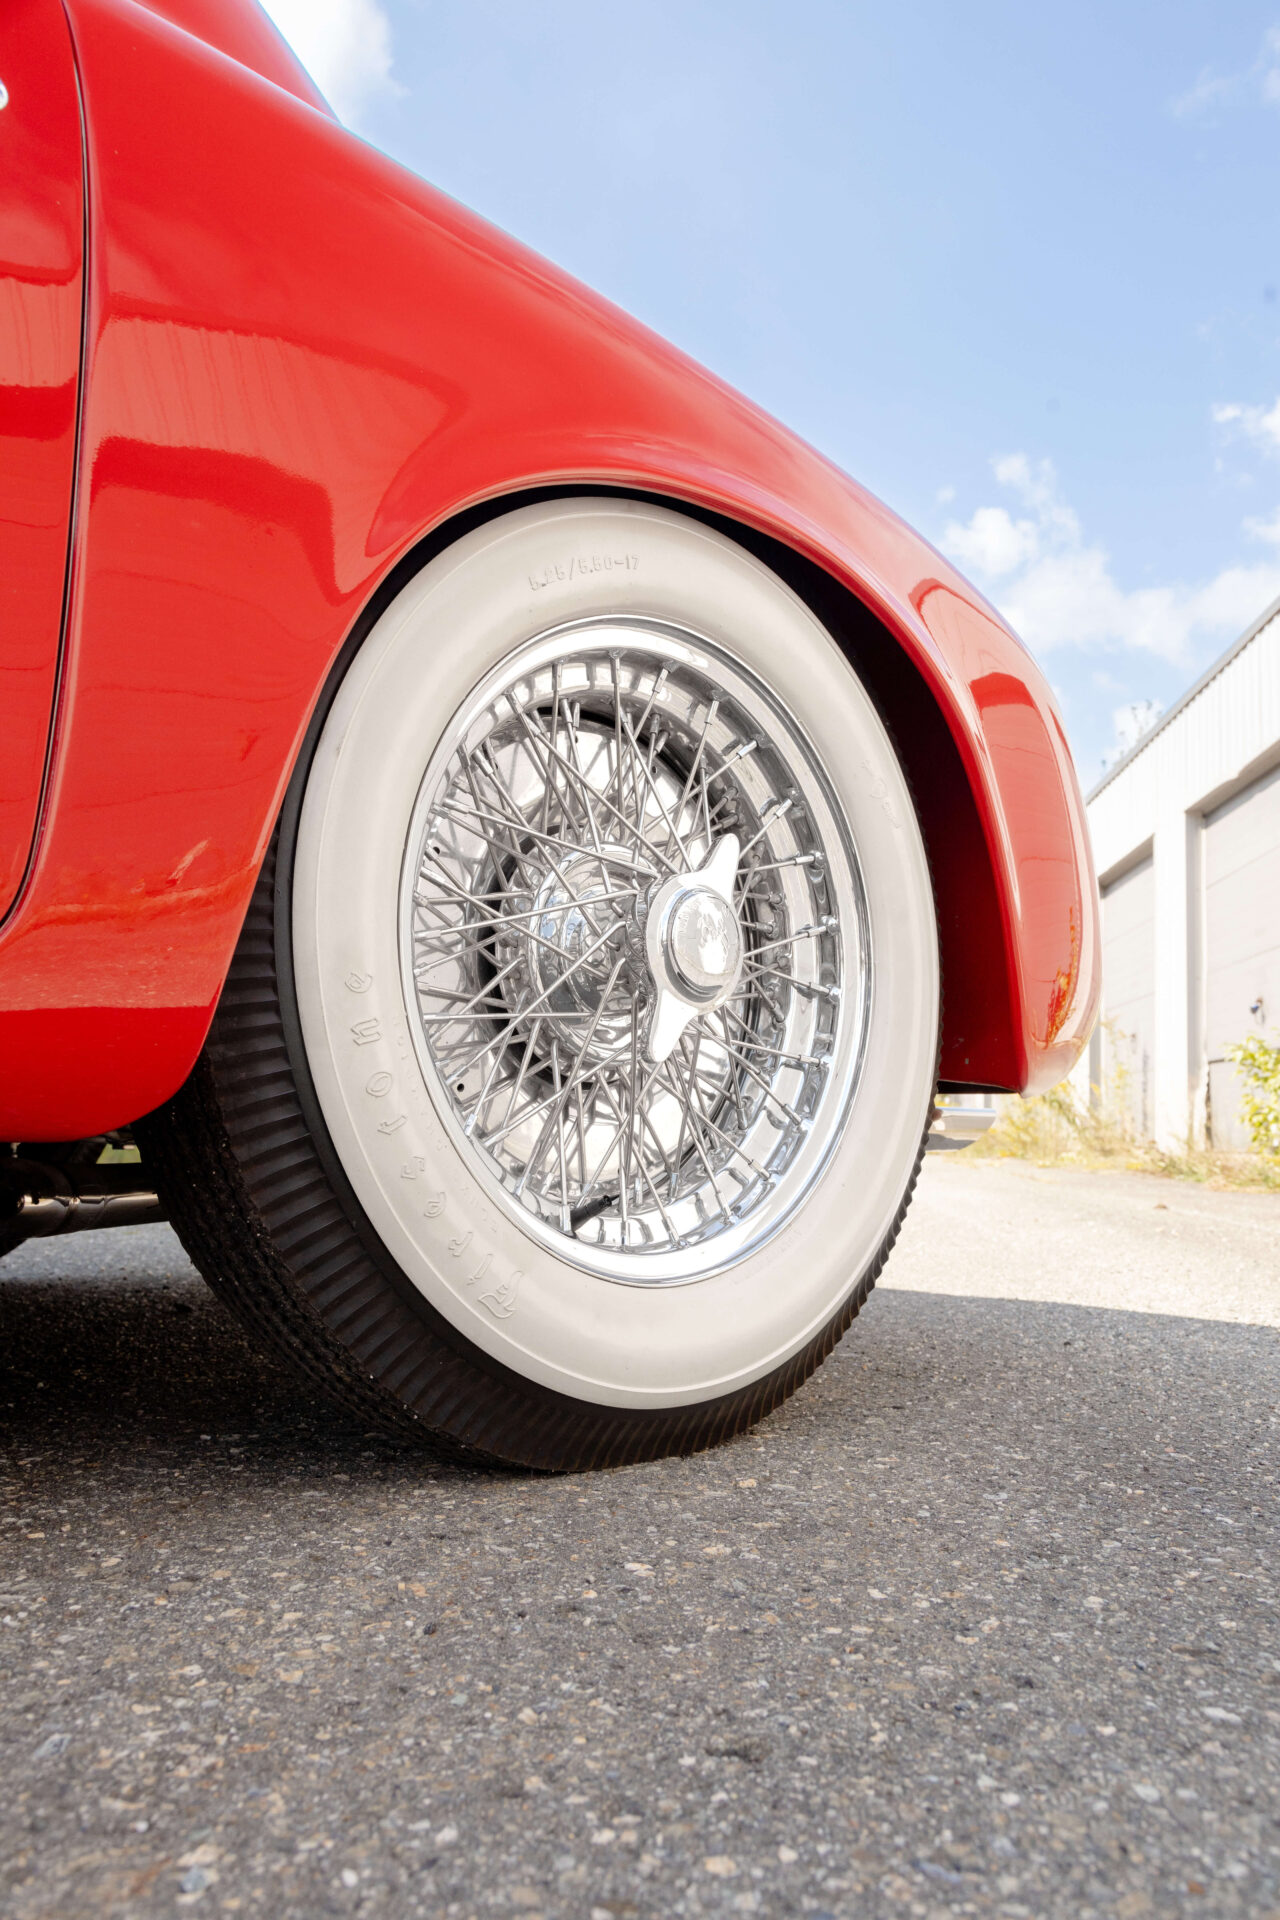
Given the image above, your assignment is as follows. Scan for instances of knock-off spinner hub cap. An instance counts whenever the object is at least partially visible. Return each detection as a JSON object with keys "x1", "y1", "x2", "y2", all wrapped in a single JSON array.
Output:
[
  {"x1": 399, "y1": 620, "x2": 871, "y2": 1286},
  {"x1": 642, "y1": 833, "x2": 745, "y2": 1062},
  {"x1": 666, "y1": 887, "x2": 742, "y2": 997}
]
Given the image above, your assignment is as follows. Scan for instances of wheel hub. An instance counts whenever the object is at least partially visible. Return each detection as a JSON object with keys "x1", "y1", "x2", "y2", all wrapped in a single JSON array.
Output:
[
  {"x1": 644, "y1": 833, "x2": 743, "y2": 1061},
  {"x1": 513, "y1": 837, "x2": 746, "y2": 1066},
  {"x1": 524, "y1": 848, "x2": 639, "y2": 1004},
  {"x1": 665, "y1": 885, "x2": 741, "y2": 997}
]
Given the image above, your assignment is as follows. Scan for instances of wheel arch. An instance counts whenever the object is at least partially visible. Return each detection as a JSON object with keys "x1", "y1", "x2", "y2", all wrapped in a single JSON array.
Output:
[
  {"x1": 696, "y1": 510, "x2": 1023, "y2": 1094},
  {"x1": 318, "y1": 483, "x2": 1022, "y2": 1095}
]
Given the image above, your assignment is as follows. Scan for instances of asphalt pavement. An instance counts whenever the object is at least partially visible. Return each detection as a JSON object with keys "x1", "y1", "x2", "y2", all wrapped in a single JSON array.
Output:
[{"x1": 1, "y1": 1156, "x2": 1277, "y2": 1920}]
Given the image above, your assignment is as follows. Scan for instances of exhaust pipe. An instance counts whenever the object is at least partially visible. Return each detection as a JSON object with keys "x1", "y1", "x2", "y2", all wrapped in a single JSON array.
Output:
[
  {"x1": 9, "y1": 1189, "x2": 166, "y2": 1237},
  {"x1": 1, "y1": 1146, "x2": 166, "y2": 1244}
]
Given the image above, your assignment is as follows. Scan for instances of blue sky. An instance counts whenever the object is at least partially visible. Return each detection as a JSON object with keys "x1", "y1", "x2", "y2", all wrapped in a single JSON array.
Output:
[{"x1": 263, "y1": 0, "x2": 1280, "y2": 783}]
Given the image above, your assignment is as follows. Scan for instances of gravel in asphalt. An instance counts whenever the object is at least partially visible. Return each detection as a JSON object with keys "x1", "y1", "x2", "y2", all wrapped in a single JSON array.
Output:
[{"x1": 1, "y1": 1155, "x2": 1277, "y2": 1919}]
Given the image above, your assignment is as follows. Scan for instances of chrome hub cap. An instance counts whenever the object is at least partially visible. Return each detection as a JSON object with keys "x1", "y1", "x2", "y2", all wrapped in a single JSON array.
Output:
[
  {"x1": 399, "y1": 621, "x2": 870, "y2": 1284},
  {"x1": 644, "y1": 832, "x2": 744, "y2": 1061},
  {"x1": 521, "y1": 844, "x2": 647, "y2": 1060},
  {"x1": 666, "y1": 884, "x2": 741, "y2": 997}
]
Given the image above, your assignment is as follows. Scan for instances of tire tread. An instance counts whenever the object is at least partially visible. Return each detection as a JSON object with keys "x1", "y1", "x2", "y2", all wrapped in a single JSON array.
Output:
[{"x1": 142, "y1": 830, "x2": 929, "y2": 1470}]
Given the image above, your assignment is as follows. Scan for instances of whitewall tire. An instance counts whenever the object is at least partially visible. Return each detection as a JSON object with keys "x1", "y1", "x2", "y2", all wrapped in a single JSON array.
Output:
[{"x1": 143, "y1": 499, "x2": 939, "y2": 1468}]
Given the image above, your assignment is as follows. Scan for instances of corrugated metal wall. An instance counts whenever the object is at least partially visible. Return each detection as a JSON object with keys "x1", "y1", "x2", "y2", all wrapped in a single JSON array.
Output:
[
  {"x1": 1090, "y1": 604, "x2": 1280, "y2": 871},
  {"x1": 1086, "y1": 598, "x2": 1280, "y2": 1148},
  {"x1": 1203, "y1": 762, "x2": 1280, "y2": 1148}
]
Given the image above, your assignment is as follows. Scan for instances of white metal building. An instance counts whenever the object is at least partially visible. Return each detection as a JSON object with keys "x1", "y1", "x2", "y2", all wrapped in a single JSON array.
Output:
[{"x1": 1084, "y1": 593, "x2": 1280, "y2": 1149}]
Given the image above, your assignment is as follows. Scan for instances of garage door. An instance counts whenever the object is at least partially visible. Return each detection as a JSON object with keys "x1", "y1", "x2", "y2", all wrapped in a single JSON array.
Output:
[
  {"x1": 1100, "y1": 855, "x2": 1155, "y2": 1137},
  {"x1": 1204, "y1": 762, "x2": 1280, "y2": 1149}
]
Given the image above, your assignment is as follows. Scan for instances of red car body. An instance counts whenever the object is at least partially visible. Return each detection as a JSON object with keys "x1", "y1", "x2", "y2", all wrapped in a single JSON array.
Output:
[{"x1": 0, "y1": 0, "x2": 1099, "y2": 1143}]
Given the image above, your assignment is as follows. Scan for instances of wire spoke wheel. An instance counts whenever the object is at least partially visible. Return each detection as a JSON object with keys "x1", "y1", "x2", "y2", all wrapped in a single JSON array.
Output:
[
  {"x1": 147, "y1": 502, "x2": 938, "y2": 1467},
  {"x1": 401, "y1": 624, "x2": 869, "y2": 1284}
]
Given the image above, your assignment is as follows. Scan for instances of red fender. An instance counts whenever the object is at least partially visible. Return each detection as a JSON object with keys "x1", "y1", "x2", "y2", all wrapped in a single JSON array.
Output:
[{"x1": 0, "y1": 0, "x2": 1098, "y2": 1137}]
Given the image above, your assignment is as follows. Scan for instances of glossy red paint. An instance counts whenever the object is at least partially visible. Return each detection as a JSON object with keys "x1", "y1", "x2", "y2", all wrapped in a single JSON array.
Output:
[
  {"x1": 0, "y1": 0, "x2": 83, "y2": 919},
  {"x1": 0, "y1": 0, "x2": 1098, "y2": 1139},
  {"x1": 131, "y1": 0, "x2": 331, "y2": 114}
]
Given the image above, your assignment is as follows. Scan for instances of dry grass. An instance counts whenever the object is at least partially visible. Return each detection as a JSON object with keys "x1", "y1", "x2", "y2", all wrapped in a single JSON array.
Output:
[{"x1": 964, "y1": 1085, "x2": 1280, "y2": 1191}]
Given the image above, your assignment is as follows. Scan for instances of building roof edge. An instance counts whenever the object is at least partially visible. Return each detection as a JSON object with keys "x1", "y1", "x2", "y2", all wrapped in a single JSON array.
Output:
[{"x1": 1086, "y1": 592, "x2": 1280, "y2": 803}]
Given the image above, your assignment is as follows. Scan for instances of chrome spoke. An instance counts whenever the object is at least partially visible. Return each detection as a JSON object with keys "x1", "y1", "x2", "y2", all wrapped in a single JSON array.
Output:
[{"x1": 402, "y1": 632, "x2": 862, "y2": 1279}]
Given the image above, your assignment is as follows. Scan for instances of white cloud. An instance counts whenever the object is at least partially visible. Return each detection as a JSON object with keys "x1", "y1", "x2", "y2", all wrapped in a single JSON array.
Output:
[
  {"x1": 1170, "y1": 25, "x2": 1280, "y2": 119},
  {"x1": 1213, "y1": 396, "x2": 1280, "y2": 455},
  {"x1": 1170, "y1": 68, "x2": 1234, "y2": 120},
  {"x1": 941, "y1": 454, "x2": 1280, "y2": 666},
  {"x1": 1246, "y1": 502, "x2": 1280, "y2": 547},
  {"x1": 1263, "y1": 25, "x2": 1280, "y2": 104},
  {"x1": 261, "y1": 0, "x2": 395, "y2": 126},
  {"x1": 942, "y1": 503, "x2": 1038, "y2": 579}
]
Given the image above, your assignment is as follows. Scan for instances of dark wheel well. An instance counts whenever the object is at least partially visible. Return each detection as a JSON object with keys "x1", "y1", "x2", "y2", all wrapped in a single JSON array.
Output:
[{"x1": 700, "y1": 519, "x2": 1021, "y2": 1094}]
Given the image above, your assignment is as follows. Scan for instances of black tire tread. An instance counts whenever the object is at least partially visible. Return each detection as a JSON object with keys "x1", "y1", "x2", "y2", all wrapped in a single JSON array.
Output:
[{"x1": 139, "y1": 826, "x2": 932, "y2": 1470}]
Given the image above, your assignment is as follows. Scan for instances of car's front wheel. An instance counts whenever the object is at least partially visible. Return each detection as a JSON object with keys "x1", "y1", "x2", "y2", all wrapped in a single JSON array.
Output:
[{"x1": 141, "y1": 499, "x2": 938, "y2": 1468}]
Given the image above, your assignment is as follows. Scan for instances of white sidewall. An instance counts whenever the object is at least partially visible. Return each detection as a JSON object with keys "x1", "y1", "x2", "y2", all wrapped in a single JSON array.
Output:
[{"x1": 292, "y1": 500, "x2": 938, "y2": 1409}]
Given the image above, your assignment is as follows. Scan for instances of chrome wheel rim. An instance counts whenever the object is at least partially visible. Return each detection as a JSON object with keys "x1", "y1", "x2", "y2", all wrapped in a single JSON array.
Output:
[{"x1": 398, "y1": 618, "x2": 870, "y2": 1285}]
